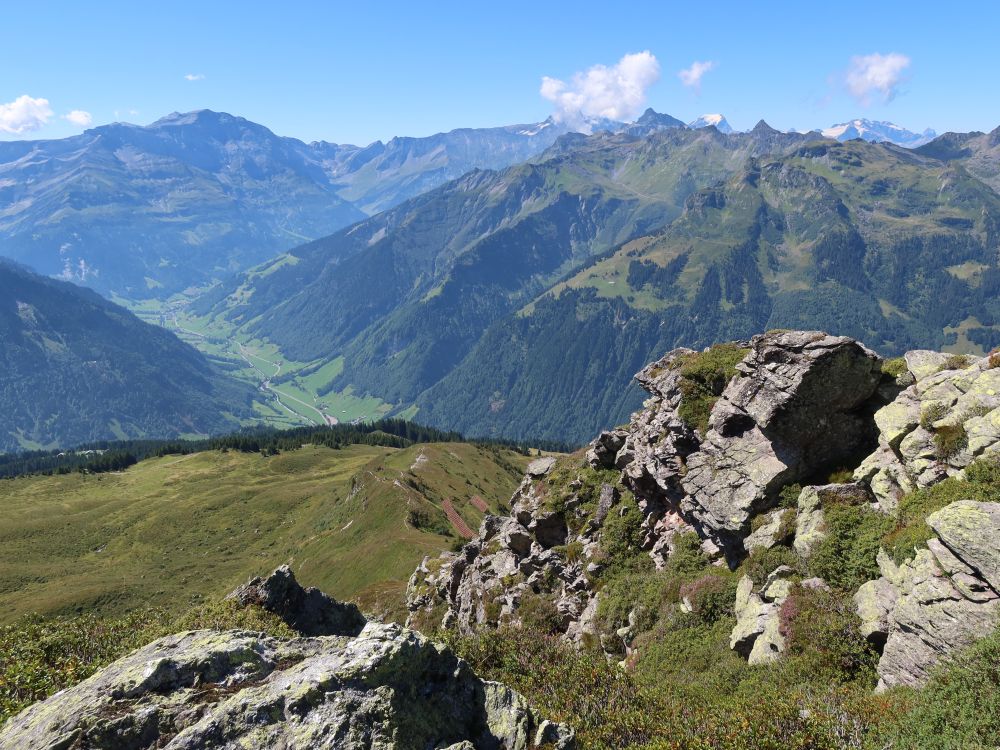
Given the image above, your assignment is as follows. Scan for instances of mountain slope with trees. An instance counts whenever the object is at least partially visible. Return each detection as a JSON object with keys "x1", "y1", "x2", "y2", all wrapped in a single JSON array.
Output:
[
  {"x1": 193, "y1": 125, "x2": 1000, "y2": 443},
  {"x1": 0, "y1": 259, "x2": 252, "y2": 451}
]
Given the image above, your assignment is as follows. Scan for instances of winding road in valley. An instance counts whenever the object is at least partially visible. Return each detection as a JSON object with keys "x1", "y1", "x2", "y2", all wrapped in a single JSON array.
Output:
[{"x1": 167, "y1": 311, "x2": 337, "y2": 427}]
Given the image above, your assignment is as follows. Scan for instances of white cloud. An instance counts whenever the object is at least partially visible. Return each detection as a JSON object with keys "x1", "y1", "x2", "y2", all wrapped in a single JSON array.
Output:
[
  {"x1": 0, "y1": 95, "x2": 54, "y2": 134},
  {"x1": 845, "y1": 52, "x2": 911, "y2": 105},
  {"x1": 540, "y1": 51, "x2": 661, "y2": 129},
  {"x1": 63, "y1": 110, "x2": 93, "y2": 127},
  {"x1": 678, "y1": 60, "x2": 716, "y2": 91},
  {"x1": 184, "y1": 73, "x2": 205, "y2": 81}
]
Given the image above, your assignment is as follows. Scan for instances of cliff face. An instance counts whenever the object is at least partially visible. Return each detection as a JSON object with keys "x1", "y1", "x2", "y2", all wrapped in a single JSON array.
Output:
[{"x1": 408, "y1": 331, "x2": 1000, "y2": 687}]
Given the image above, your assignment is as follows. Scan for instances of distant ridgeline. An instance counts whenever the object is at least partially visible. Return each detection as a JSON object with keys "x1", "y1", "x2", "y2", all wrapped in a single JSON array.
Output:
[{"x1": 0, "y1": 419, "x2": 573, "y2": 479}]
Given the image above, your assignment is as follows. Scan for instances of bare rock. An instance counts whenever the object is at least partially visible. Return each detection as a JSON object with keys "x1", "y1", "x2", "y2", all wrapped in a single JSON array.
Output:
[
  {"x1": 0, "y1": 623, "x2": 575, "y2": 750},
  {"x1": 227, "y1": 565, "x2": 365, "y2": 637}
]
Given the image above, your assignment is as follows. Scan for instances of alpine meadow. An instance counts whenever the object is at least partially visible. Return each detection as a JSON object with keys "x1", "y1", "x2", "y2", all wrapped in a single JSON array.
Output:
[{"x1": 3, "y1": 3, "x2": 1000, "y2": 748}]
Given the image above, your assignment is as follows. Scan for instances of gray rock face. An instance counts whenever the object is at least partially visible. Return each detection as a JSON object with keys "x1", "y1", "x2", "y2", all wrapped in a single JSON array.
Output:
[
  {"x1": 681, "y1": 332, "x2": 881, "y2": 550},
  {"x1": 730, "y1": 569, "x2": 795, "y2": 665},
  {"x1": 228, "y1": 565, "x2": 366, "y2": 637},
  {"x1": 0, "y1": 622, "x2": 575, "y2": 750},
  {"x1": 855, "y1": 503, "x2": 1000, "y2": 690},
  {"x1": 854, "y1": 357, "x2": 1000, "y2": 510}
]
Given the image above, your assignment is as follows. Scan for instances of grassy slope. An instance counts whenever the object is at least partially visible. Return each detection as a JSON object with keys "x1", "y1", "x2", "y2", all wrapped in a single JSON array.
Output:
[{"x1": 0, "y1": 442, "x2": 527, "y2": 623}]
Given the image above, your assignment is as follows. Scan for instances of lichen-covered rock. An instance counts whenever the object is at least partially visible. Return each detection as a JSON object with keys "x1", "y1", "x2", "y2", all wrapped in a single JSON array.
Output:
[
  {"x1": 228, "y1": 565, "x2": 366, "y2": 637},
  {"x1": 0, "y1": 622, "x2": 575, "y2": 750},
  {"x1": 793, "y1": 483, "x2": 872, "y2": 558},
  {"x1": 730, "y1": 569, "x2": 793, "y2": 665},
  {"x1": 743, "y1": 509, "x2": 791, "y2": 554},
  {"x1": 855, "y1": 502, "x2": 1000, "y2": 690},
  {"x1": 927, "y1": 501, "x2": 1000, "y2": 591},
  {"x1": 875, "y1": 549, "x2": 999, "y2": 690},
  {"x1": 855, "y1": 356, "x2": 1000, "y2": 510}
]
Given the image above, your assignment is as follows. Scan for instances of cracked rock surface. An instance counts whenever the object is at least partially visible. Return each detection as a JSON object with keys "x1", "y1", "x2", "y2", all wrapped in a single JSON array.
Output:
[{"x1": 0, "y1": 577, "x2": 575, "y2": 750}]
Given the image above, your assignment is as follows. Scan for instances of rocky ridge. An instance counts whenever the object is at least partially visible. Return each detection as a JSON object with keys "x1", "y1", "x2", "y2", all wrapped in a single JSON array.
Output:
[
  {"x1": 407, "y1": 331, "x2": 1000, "y2": 687},
  {"x1": 0, "y1": 568, "x2": 574, "y2": 750}
]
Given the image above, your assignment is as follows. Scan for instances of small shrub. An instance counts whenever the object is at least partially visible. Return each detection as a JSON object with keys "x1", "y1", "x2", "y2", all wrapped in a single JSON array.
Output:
[
  {"x1": 517, "y1": 594, "x2": 564, "y2": 635},
  {"x1": 880, "y1": 356, "x2": 908, "y2": 379},
  {"x1": 743, "y1": 545, "x2": 801, "y2": 585},
  {"x1": 778, "y1": 482, "x2": 803, "y2": 509},
  {"x1": 599, "y1": 503, "x2": 647, "y2": 565},
  {"x1": 933, "y1": 423, "x2": 967, "y2": 460},
  {"x1": 808, "y1": 504, "x2": 894, "y2": 590},
  {"x1": 940, "y1": 354, "x2": 974, "y2": 372},
  {"x1": 679, "y1": 572, "x2": 738, "y2": 624},
  {"x1": 779, "y1": 586, "x2": 879, "y2": 683},
  {"x1": 674, "y1": 343, "x2": 749, "y2": 434},
  {"x1": 825, "y1": 467, "x2": 856, "y2": 484},
  {"x1": 919, "y1": 401, "x2": 948, "y2": 430}
]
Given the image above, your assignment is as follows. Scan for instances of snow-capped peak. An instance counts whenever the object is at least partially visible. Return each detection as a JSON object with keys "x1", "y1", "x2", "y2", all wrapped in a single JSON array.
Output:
[
  {"x1": 821, "y1": 119, "x2": 937, "y2": 148},
  {"x1": 688, "y1": 114, "x2": 734, "y2": 134}
]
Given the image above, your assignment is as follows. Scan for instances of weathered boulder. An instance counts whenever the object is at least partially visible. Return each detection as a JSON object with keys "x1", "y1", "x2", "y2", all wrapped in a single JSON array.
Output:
[
  {"x1": 854, "y1": 502, "x2": 1000, "y2": 690},
  {"x1": 927, "y1": 501, "x2": 1000, "y2": 591},
  {"x1": 228, "y1": 565, "x2": 366, "y2": 637},
  {"x1": 730, "y1": 569, "x2": 794, "y2": 665},
  {"x1": 0, "y1": 622, "x2": 575, "y2": 750},
  {"x1": 682, "y1": 332, "x2": 882, "y2": 551}
]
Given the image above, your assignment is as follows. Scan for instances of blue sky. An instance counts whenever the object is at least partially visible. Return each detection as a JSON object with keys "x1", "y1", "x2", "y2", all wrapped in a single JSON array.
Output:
[{"x1": 3, "y1": 0, "x2": 999, "y2": 144}]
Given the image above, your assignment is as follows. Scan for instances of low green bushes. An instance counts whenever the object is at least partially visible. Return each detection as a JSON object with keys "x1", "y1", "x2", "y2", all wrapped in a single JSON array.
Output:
[
  {"x1": 673, "y1": 344, "x2": 749, "y2": 434},
  {"x1": 807, "y1": 504, "x2": 894, "y2": 590},
  {"x1": 882, "y1": 456, "x2": 1000, "y2": 564}
]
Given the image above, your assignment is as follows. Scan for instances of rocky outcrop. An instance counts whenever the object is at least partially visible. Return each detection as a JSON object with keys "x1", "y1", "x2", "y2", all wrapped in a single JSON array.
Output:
[
  {"x1": 617, "y1": 331, "x2": 883, "y2": 559},
  {"x1": 854, "y1": 354, "x2": 1000, "y2": 511},
  {"x1": 407, "y1": 456, "x2": 606, "y2": 641},
  {"x1": 408, "y1": 331, "x2": 1000, "y2": 682},
  {"x1": 0, "y1": 599, "x2": 574, "y2": 750},
  {"x1": 856, "y1": 502, "x2": 1000, "y2": 690},
  {"x1": 730, "y1": 568, "x2": 794, "y2": 664},
  {"x1": 409, "y1": 330, "x2": 888, "y2": 638},
  {"x1": 228, "y1": 565, "x2": 366, "y2": 637}
]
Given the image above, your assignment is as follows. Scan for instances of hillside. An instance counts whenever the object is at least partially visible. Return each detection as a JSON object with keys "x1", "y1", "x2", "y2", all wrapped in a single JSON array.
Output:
[
  {"x1": 187, "y1": 126, "x2": 1000, "y2": 443},
  {"x1": 0, "y1": 441, "x2": 527, "y2": 622},
  {"x1": 190, "y1": 124, "x2": 816, "y2": 437},
  {"x1": 0, "y1": 259, "x2": 251, "y2": 452},
  {"x1": 0, "y1": 110, "x2": 592, "y2": 297}
]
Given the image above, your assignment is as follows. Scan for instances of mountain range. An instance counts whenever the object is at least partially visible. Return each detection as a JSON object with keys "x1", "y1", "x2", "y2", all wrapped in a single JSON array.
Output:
[
  {"x1": 185, "y1": 119, "x2": 1000, "y2": 442},
  {"x1": 821, "y1": 119, "x2": 938, "y2": 148},
  {"x1": 0, "y1": 258, "x2": 251, "y2": 451},
  {"x1": 3, "y1": 108, "x2": 999, "y2": 447},
  {"x1": 0, "y1": 109, "x2": 943, "y2": 299}
]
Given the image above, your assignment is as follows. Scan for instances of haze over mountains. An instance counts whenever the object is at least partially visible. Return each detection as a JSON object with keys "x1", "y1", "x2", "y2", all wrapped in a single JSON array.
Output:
[
  {"x1": 1, "y1": 108, "x2": 941, "y2": 299},
  {"x1": 0, "y1": 259, "x2": 250, "y2": 451},
  {"x1": 2, "y1": 106, "x2": 1000, "y2": 447}
]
